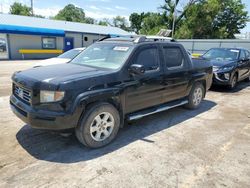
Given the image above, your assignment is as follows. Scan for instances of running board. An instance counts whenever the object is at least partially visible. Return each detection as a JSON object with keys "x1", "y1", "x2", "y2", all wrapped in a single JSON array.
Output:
[{"x1": 127, "y1": 100, "x2": 188, "y2": 121}]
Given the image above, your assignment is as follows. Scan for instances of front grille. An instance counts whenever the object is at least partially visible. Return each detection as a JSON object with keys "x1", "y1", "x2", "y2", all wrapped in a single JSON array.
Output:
[{"x1": 13, "y1": 84, "x2": 31, "y2": 104}]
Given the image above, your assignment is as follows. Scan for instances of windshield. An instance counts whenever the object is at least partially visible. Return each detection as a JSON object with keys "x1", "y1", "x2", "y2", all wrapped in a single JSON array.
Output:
[
  {"x1": 58, "y1": 49, "x2": 83, "y2": 59},
  {"x1": 70, "y1": 43, "x2": 134, "y2": 70},
  {"x1": 203, "y1": 48, "x2": 239, "y2": 61}
]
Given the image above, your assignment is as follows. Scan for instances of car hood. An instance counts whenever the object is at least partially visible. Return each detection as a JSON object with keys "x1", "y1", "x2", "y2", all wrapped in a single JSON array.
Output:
[
  {"x1": 209, "y1": 59, "x2": 237, "y2": 67},
  {"x1": 34, "y1": 58, "x2": 70, "y2": 67},
  {"x1": 12, "y1": 63, "x2": 110, "y2": 90}
]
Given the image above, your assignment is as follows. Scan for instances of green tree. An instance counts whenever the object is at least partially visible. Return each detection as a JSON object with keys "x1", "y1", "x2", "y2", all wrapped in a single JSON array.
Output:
[
  {"x1": 9, "y1": 2, "x2": 45, "y2": 18},
  {"x1": 175, "y1": 0, "x2": 220, "y2": 38},
  {"x1": 128, "y1": 1, "x2": 198, "y2": 35},
  {"x1": 213, "y1": 0, "x2": 249, "y2": 38},
  {"x1": 140, "y1": 13, "x2": 167, "y2": 35},
  {"x1": 9, "y1": 2, "x2": 32, "y2": 16},
  {"x1": 129, "y1": 13, "x2": 145, "y2": 34},
  {"x1": 175, "y1": 0, "x2": 248, "y2": 39},
  {"x1": 84, "y1": 17, "x2": 95, "y2": 24},
  {"x1": 129, "y1": 12, "x2": 167, "y2": 35},
  {"x1": 54, "y1": 4, "x2": 86, "y2": 22},
  {"x1": 160, "y1": 0, "x2": 199, "y2": 31},
  {"x1": 112, "y1": 16, "x2": 130, "y2": 31},
  {"x1": 98, "y1": 20, "x2": 109, "y2": 26}
]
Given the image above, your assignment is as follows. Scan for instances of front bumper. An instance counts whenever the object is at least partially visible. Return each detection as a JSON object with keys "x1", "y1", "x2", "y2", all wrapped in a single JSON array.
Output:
[
  {"x1": 212, "y1": 71, "x2": 232, "y2": 86},
  {"x1": 10, "y1": 95, "x2": 79, "y2": 130}
]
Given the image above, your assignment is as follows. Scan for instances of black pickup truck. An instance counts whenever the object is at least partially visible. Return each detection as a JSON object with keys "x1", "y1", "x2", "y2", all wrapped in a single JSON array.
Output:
[{"x1": 10, "y1": 36, "x2": 213, "y2": 148}]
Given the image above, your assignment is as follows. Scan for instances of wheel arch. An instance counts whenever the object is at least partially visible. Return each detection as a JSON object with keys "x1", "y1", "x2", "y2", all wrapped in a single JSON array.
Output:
[{"x1": 74, "y1": 89, "x2": 125, "y2": 128}]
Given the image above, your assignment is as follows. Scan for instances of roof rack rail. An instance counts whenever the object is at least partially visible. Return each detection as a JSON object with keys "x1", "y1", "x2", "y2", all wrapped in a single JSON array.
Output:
[
  {"x1": 98, "y1": 34, "x2": 111, "y2": 42},
  {"x1": 98, "y1": 34, "x2": 135, "y2": 42},
  {"x1": 133, "y1": 35, "x2": 175, "y2": 43},
  {"x1": 98, "y1": 35, "x2": 176, "y2": 43}
]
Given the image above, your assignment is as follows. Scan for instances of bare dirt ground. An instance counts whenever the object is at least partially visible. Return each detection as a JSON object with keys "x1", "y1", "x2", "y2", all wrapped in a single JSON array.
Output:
[{"x1": 0, "y1": 60, "x2": 250, "y2": 188}]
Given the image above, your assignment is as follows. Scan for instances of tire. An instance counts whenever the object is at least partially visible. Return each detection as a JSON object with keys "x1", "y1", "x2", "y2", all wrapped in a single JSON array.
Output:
[
  {"x1": 229, "y1": 74, "x2": 237, "y2": 89},
  {"x1": 75, "y1": 102, "x2": 120, "y2": 148},
  {"x1": 185, "y1": 82, "x2": 205, "y2": 109}
]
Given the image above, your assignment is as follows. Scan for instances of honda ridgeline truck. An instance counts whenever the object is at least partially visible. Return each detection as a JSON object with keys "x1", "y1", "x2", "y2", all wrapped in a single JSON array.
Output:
[{"x1": 10, "y1": 36, "x2": 213, "y2": 148}]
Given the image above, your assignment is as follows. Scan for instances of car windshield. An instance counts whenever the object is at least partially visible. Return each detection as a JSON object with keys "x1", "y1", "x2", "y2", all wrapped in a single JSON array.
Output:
[
  {"x1": 58, "y1": 49, "x2": 83, "y2": 59},
  {"x1": 202, "y1": 48, "x2": 239, "y2": 61},
  {"x1": 70, "y1": 43, "x2": 134, "y2": 70}
]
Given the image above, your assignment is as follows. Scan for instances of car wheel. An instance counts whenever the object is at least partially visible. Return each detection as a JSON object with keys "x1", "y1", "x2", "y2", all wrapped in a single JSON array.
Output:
[
  {"x1": 229, "y1": 74, "x2": 237, "y2": 89},
  {"x1": 75, "y1": 102, "x2": 120, "y2": 148},
  {"x1": 185, "y1": 82, "x2": 204, "y2": 109}
]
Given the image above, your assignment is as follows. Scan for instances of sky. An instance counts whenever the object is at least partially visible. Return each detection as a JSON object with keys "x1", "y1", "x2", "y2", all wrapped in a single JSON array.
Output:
[{"x1": 1, "y1": 0, "x2": 250, "y2": 33}]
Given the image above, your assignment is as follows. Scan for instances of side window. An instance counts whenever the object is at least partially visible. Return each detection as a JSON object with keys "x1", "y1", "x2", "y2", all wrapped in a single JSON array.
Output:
[
  {"x1": 239, "y1": 50, "x2": 246, "y2": 60},
  {"x1": 163, "y1": 47, "x2": 184, "y2": 69},
  {"x1": 135, "y1": 47, "x2": 159, "y2": 71}
]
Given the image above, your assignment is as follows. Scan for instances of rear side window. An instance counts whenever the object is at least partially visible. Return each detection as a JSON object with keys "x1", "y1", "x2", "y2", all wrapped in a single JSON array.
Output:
[
  {"x1": 163, "y1": 47, "x2": 184, "y2": 69},
  {"x1": 135, "y1": 47, "x2": 159, "y2": 71}
]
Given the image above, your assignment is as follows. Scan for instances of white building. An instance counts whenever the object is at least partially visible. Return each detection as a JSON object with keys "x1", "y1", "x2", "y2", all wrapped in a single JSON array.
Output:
[{"x1": 0, "y1": 14, "x2": 130, "y2": 60}]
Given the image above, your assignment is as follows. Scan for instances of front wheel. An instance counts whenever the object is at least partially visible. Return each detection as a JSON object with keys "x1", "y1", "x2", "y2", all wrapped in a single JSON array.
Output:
[
  {"x1": 229, "y1": 74, "x2": 237, "y2": 89},
  {"x1": 75, "y1": 103, "x2": 120, "y2": 148},
  {"x1": 185, "y1": 82, "x2": 205, "y2": 109}
]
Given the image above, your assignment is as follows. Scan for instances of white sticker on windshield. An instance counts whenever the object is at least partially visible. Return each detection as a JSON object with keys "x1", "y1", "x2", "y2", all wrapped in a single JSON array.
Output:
[
  {"x1": 230, "y1": 50, "x2": 239, "y2": 53},
  {"x1": 113, "y1": 46, "x2": 129, "y2": 51}
]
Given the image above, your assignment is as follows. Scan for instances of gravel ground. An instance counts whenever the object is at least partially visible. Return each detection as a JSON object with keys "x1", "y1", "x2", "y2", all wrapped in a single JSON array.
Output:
[{"x1": 0, "y1": 60, "x2": 250, "y2": 188}]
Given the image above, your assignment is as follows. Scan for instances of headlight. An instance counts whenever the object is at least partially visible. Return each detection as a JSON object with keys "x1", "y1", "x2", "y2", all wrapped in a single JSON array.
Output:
[
  {"x1": 40, "y1": 90, "x2": 65, "y2": 103},
  {"x1": 220, "y1": 66, "x2": 234, "y2": 71}
]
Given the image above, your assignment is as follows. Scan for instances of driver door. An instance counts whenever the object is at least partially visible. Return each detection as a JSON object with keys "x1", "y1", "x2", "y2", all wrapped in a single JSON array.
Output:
[{"x1": 124, "y1": 44, "x2": 165, "y2": 113}]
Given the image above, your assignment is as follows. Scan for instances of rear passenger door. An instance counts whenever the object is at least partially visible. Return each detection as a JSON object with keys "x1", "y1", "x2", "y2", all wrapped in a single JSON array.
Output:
[
  {"x1": 241, "y1": 50, "x2": 250, "y2": 79},
  {"x1": 238, "y1": 50, "x2": 249, "y2": 80},
  {"x1": 245, "y1": 50, "x2": 250, "y2": 77},
  {"x1": 125, "y1": 44, "x2": 165, "y2": 113},
  {"x1": 161, "y1": 45, "x2": 191, "y2": 103}
]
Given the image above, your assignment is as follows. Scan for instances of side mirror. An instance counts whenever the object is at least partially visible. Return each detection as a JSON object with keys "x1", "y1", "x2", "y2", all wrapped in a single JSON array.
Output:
[{"x1": 129, "y1": 64, "x2": 145, "y2": 75}]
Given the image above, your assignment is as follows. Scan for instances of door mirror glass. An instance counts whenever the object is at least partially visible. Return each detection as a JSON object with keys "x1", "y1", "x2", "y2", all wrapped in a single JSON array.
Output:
[{"x1": 129, "y1": 64, "x2": 145, "y2": 75}]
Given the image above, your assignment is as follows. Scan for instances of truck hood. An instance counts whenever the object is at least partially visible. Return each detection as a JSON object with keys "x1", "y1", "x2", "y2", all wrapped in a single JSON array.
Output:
[
  {"x1": 12, "y1": 63, "x2": 110, "y2": 90},
  {"x1": 34, "y1": 58, "x2": 71, "y2": 67}
]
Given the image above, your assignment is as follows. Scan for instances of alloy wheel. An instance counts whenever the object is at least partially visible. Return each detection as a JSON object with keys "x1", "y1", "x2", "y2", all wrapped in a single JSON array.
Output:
[
  {"x1": 193, "y1": 87, "x2": 203, "y2": 106},
  {"x1": 90, "y1": 112, "x2": 115, "y2": 142}
]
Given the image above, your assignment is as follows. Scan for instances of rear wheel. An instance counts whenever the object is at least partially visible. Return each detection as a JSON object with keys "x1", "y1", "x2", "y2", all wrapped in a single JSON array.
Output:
[
  {"x1": 229, "y1": 74, "x2": 237, "y2": 89},
  {"x1": 75, "y1": 103, "x2": 120, "y2": 148},
  {"x1": 185, "y1": 82, "x2": 204, "y2": 109}
]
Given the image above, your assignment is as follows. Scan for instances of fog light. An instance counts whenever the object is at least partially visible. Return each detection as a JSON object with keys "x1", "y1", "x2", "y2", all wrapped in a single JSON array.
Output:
[{"x1": 224, "y1": 73, "x2": 230, "y2": 80}]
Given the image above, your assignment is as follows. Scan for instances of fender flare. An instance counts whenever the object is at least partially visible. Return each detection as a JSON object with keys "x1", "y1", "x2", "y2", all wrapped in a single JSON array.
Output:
[{"x1": 69, "y1": 88, "x2": 122, "y2": 114}]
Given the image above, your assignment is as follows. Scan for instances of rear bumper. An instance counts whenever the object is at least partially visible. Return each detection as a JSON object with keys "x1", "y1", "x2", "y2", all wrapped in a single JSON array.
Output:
[{"x1": 10, "y1": 95, "x2": 79, "y2": 130}]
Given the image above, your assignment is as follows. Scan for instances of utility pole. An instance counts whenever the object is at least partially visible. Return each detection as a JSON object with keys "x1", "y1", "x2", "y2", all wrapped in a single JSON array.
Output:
[
  {"x1": 31, "y1": 0, "x2": 34, "y2": 15},
  {"x1": 171, "y1": 0, "x2": 177, "y2": 38}
]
